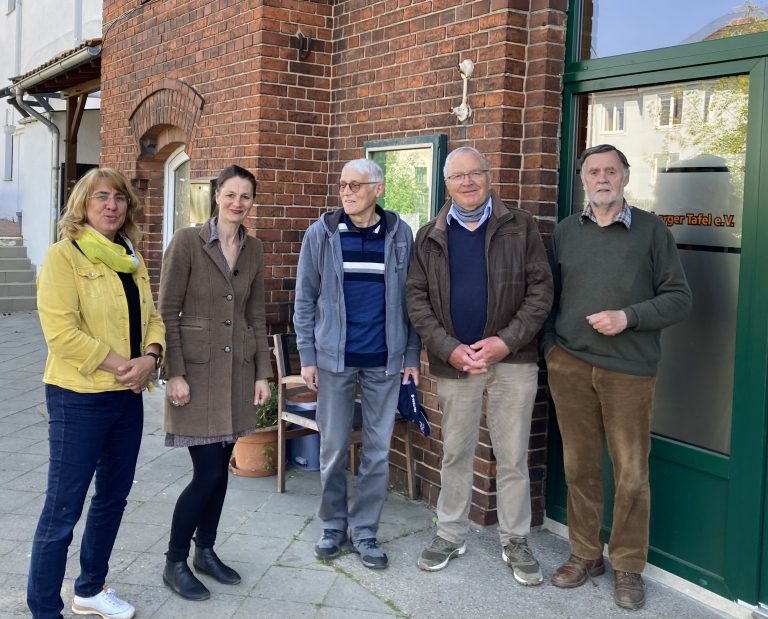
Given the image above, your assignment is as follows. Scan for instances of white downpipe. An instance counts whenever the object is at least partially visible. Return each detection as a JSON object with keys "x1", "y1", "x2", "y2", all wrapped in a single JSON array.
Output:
[
  {"x1": 14, "y1": 94, "x2": 60, "y2": 246},
  {"x1": 74, "y1": 0, "x2": 83, "y2": 43},
  {"x1": 14, "y1": 0, "x2": 22, "y2": 76}
]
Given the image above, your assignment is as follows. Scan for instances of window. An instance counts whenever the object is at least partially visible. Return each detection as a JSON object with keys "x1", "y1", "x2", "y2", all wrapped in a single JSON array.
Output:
[
  {"x1": 603, "y1": 101, "x2": 625, "y2": 133},
  {"x1": 573, "y1": 75, "x2": 747, "y2": 455},
  {"x1": 364, "y1": 135, "x2": 447, "y2": 236},
  {"x1": 657, "y1": 93, "x2": 683, "y2": 127},
  {"x1": 163, "y1": 147, "x2": 211, "y2": 248}
]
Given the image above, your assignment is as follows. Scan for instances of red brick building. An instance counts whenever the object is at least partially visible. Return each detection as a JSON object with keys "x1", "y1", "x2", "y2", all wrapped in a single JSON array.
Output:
[{"x1": 101, "y1": 0, "x2": 567, "y2": 527}]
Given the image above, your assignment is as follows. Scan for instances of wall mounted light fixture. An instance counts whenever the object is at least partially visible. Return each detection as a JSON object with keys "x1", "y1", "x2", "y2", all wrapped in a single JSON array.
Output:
[
  {"x1": 295, "y1": 30, "x2": 312, "y2": 60},
  {"x1": 452, "y1": 59, "x2": 474, "y2": 123}
]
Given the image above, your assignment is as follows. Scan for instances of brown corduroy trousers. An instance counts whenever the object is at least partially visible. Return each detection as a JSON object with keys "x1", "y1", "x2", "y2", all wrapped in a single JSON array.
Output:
[{"x1": 546, "y1": 345, "x2": 656, "y2": 573}]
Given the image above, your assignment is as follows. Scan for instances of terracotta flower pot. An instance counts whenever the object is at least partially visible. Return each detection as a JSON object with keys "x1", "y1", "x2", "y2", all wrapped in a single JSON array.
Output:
[{"x1": 229, "y1": 426, "x2": 278, "y2": 478}]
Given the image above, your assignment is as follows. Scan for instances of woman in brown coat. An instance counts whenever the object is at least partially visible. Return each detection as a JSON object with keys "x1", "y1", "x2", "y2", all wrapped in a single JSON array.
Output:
[{"x1": 158, "y1": 165, "x2": 272, "y2": 601}]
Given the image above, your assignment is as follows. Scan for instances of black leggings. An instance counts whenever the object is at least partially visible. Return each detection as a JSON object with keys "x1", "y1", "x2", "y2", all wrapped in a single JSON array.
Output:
[{"x1": 167, "y1": 442, "x2": 235, "y2": 561}]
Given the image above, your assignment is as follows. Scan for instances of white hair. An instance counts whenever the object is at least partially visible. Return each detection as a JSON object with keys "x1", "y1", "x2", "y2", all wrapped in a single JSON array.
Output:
[
  {"x1": 342, "y1": 158, "x2": 384, "y2": 183},
  {"x1": 443, "y1": 146, "x2": 489, "y2": 176}
]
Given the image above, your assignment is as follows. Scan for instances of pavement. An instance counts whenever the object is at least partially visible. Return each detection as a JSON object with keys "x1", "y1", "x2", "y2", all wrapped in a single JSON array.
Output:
[{"x1": 0, "y1": 311, "x2": 745, "y2": 618}]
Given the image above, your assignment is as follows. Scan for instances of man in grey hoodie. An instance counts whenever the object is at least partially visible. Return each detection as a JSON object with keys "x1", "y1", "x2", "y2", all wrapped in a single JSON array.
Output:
[{"x1": 293, "y1": 158, "x2": 421, "y2": 570}]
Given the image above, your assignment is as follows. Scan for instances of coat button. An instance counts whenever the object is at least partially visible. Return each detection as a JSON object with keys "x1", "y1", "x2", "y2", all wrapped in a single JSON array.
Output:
[
  {"x1": 224, "y1": 346, "x2": 231, "y2": 353},
  {"x1": 225, "y1": 294, "x2": 233, "y2": 301},
  {"x1": 224, "y1": 320, "x2": 232, "y2": 326}
]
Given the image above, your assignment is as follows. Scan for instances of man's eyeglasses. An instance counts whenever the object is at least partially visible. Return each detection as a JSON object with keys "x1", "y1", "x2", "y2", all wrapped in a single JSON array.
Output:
[
  {"x1": 90, "y1": 192, "x2": 128, "y2": 205},
  {"x1": 445, "y1": 169, "x2": 488, "y2": 183},
  {"x1": 339, "y1": 181, "x2": 379, "y2": 193}
]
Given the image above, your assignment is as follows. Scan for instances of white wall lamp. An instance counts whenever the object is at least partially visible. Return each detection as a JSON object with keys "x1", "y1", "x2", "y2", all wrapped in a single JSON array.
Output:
[{"x1": 452, "y1": 59, "x2": 474, "y2": 123}]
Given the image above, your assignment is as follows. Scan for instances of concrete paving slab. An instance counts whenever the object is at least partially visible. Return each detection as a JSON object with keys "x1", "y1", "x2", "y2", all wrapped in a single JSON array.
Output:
[
  {"x1": 277, "y1": 539, "x2": 337, "y2": 571},
  {"x1": 151, "y1": 590, "x2": 244, "y2": 619},
  {"x1": 316, "y1": 608, "x2": 401, "y2": 619},
  {"x1": 254, "y1": 565, "x2": 338, "y2": 604},
  {"x1": 324, "y1": 571, "x2": 403, "y2": 615},
  {"x1": 238, "y1": 595, "x2": 319, "y2": 618},
  {"x1": 238, "y1": 509, "x2": 311, "y2": 540}
]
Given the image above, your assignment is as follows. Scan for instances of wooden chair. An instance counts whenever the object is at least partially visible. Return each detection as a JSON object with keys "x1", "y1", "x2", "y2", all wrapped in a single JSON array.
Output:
[{"x1": 273, "y1": 333, "x2": 417, "y2": 499}]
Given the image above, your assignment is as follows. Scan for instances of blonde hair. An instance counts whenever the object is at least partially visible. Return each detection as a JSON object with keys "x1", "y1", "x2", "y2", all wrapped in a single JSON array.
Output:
[{"x1": 58, "y1": 168, "x2": 142, "y2": 245}]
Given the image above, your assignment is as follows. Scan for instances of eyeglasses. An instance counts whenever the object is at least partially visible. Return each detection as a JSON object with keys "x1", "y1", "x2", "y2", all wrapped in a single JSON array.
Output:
[
  {"x1": 90, "y1": 192, "x2": 128, "y2": 205},
  {"x1": 339, "y1": 181, "x2": 379, "y2": 193},
  {"x1": 445, "y1": 169, "x2": 489, "y2": 183}
]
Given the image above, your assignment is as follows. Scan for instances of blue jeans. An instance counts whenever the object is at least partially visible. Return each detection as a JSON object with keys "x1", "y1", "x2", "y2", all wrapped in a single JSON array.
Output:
[
  {"x1": 27, "y1": 385, "x2": 143, "y2": 619},
  {"x1": 316, "y1": 366, "x2": 400, "y2": 540}
]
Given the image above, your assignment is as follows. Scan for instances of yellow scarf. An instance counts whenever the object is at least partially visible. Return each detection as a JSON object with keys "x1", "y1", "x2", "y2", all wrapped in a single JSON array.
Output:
[{"x1": 77, "y1": 225, "x2": 139, "y2": 273}]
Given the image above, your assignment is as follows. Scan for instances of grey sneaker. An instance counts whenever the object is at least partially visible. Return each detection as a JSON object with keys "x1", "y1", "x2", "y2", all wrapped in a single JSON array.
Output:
[
  {"x1": 314, "y1": 528, "x2": 347, "y2": 560},
  {"x1": 502, "y1": 536, "x2": 543, "y2": 585},
  {"x1": 349, "y1": 537, "x2": 388, "y2": 569},
  {"x1": 417, "y1": 535, "x2": 467, "y2": 571}
]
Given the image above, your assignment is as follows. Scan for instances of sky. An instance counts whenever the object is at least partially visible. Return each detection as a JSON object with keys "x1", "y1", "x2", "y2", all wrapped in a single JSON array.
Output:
[{"x1": 590, "y1": 1, "x2": 768, "y2": 58}]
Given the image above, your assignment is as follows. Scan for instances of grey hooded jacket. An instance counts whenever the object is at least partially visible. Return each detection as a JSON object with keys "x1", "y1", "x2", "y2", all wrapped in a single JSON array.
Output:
[{"x1": 293, "y1": 207, "x2": 421, "y2": 375}]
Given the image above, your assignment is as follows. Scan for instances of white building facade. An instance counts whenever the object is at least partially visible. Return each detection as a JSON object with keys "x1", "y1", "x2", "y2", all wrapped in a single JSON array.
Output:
[{"x1": 0, "y1": 0, "x2": 102, "y2": 269}]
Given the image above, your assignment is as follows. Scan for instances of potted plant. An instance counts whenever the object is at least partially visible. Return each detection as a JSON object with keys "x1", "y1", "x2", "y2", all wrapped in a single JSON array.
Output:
[{"x1": 230, "y1": 381, "x2": 279, "y2": 478}]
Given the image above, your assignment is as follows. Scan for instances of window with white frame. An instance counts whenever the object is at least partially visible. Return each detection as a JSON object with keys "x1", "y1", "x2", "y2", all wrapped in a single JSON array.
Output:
[
  {"x1": 603, "y1": 101, "x2": 625, "y2": 133},
  {"x1": 657, "y1": 93, "x2": 682, "y2": 127}
]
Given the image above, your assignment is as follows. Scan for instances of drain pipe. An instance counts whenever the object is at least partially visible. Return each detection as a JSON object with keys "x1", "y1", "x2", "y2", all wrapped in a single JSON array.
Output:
[{"x1": 14, "y1": 93, "x2": 60, "y2": 246}]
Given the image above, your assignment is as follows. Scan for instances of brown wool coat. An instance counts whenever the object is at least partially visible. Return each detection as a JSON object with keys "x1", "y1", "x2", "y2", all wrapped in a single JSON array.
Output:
[{"x1": 158, "y1": 222, "x2": 272, "y2": 437}]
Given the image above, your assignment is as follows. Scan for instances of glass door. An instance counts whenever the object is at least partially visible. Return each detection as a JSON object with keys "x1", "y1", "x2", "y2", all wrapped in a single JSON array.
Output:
[{"x1": 570, "y1": 77, "x2": 746, "y2": 455}]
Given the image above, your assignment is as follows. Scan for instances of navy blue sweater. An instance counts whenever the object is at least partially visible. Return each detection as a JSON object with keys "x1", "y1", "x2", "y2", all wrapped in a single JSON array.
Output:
[{"x1": 448, "y1": 219, "x2": 489, "y2": 345}]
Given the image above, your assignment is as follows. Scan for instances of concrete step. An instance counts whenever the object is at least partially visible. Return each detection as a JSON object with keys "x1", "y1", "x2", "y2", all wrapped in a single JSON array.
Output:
[
  {"x1": 0, "y1": 269, "x2": 35, "y2": 283},
  {"x1": 0, "y1": 257, "x2": 33, "y2": 270},
  {"x1": 0, "y1": 237, "x2": 23, "y2": 247},
  {"x1": 0, "y1": 282, "x2": 36, "y2": 297},
  {"x1": 0, "y1": 245, "x2": 27, "y2": 258},
  {"x1": 0, "y1": 296, "x2": 37, "y2": 312}
]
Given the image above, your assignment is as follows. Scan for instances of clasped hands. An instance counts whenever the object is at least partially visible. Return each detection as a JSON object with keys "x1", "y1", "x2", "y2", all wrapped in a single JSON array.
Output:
[
  {"x1": 115, "y1": 355, "x2": 156, "y2": 393},
  {"x1": 448, "y1": 336, "x2": 510, "y2": 374}
]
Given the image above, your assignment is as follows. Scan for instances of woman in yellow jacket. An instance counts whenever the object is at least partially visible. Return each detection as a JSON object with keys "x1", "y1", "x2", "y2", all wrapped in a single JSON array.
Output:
[{"x1": 28, "y1": 168, "x2": 165, "y2": 619}]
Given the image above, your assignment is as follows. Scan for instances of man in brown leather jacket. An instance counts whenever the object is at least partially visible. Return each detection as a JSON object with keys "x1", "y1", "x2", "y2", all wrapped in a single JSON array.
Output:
[{"x1": 406, "y1": 146, "x2": 553, "y2": 584}]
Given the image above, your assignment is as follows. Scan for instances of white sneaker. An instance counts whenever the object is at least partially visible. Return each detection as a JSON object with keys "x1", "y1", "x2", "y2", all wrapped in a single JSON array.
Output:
[{"x1": 72, "y1": 586, "x2": 135, "y2": 619}]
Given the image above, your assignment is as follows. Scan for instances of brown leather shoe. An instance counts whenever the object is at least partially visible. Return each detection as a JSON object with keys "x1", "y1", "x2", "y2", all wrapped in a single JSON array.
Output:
[
  {"x1": 551, "y1": 554, "x2": 605, "y2": 588},
  {"x1": 614, "y1": 570, "x2": 645, "y2": 610}
]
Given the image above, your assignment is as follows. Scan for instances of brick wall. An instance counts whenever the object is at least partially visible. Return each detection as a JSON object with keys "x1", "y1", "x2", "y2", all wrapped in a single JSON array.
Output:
[
  {"x1": 101, "y1": 0, "x2": 566, "y2": 528},
  {"x1": 329, "y1": 0, "x2": 566, "y2": 526}
]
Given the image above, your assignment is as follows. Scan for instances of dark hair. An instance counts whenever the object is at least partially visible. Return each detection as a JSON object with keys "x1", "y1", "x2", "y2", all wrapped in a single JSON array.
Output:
[
  {"x1": 214, "y1": 165, "x2": 256, "y2": 197},
  {"x1": 578, "y1": 144, "x2": 630, "y2": 172}
]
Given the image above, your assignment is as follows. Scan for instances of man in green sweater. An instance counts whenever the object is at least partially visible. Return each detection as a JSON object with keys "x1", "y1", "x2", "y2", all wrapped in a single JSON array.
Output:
[{"x1": 542, "y1": 144, "x2": 691, "y2": 611}]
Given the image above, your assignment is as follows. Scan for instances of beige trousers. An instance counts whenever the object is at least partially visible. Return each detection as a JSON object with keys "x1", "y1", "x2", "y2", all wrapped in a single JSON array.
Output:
[{"x1": 435, "y1": 362, "x2": 539, "y2": 545}]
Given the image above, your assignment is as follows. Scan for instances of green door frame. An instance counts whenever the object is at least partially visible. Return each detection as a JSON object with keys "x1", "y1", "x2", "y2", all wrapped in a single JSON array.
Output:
[{"x1": 552, "y1": 7, "x2": 768, "y2": 604}]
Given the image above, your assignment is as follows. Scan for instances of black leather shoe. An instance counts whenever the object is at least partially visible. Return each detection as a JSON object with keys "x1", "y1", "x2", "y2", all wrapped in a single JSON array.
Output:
[
  {"x1": 193, "y1": 546, "x2": 242, "y2": 585},
  {"x1": 163, "y1": 558, "x2": 210, "y2": 600}
]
